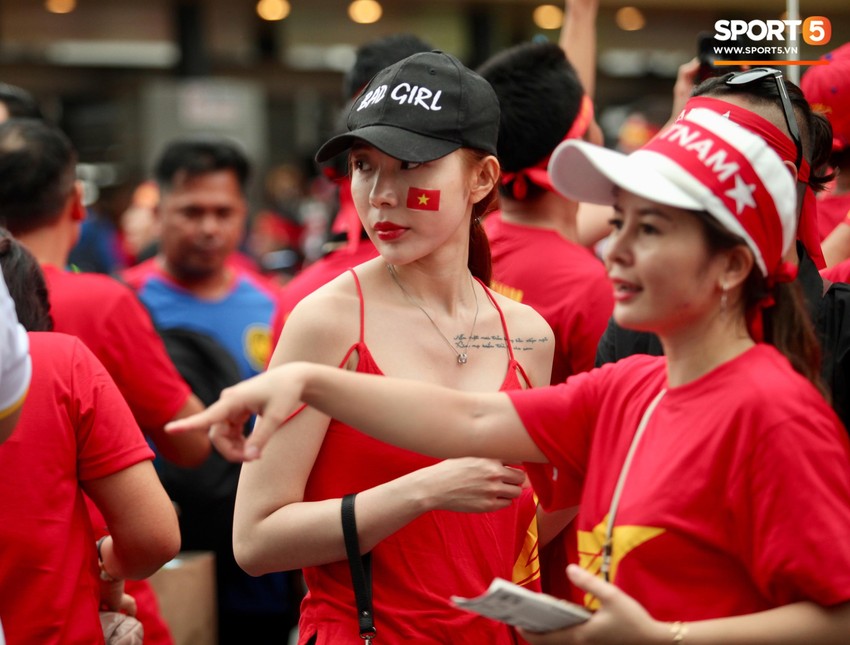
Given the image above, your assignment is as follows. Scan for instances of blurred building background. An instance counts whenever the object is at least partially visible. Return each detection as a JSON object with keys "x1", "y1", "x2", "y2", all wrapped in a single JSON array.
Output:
[{"x1": 2, "y1": 0, "x2": 848, "y2": 233}]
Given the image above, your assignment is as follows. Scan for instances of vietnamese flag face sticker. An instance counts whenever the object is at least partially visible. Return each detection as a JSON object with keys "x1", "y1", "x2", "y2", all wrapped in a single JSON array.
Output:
[{"x1": 406, "y1": 187, "x2": 441, "y2": 211}]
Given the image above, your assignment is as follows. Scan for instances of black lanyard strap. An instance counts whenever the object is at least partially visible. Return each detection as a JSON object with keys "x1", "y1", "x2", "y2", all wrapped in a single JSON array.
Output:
[{"x1": 341, "y1": 493, "x2": 376, "y2": 643}]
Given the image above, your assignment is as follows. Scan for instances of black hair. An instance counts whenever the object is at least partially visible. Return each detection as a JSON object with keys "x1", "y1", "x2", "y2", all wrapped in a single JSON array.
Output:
[
  {"x1": 477, "y1": 41, "x2": 584, "y2": 202},
  {"x1": 154, "y1": 136, "x2": 251, "y2": 194},
  {"x1": 697, "y1": 211, "x2": 825, "y2": 398},
  {"x1": 0, "y1": 229, "x2": 52, "y2": 332},
  {"x1": 0, "y1": 119, "x2": 77, "y2": 235},
  {"x1": 832, "y1": 148, "x2": 850, "y2": 172},
  {"x1": 343, "y1": 34, "x2": 434, "y2": 100},
  {"x1": 0, "y1": 83, "x2": 44, "y2": 121},
  {"x1": 694, "y1": 73, "x2": 834, "y2": 192}
]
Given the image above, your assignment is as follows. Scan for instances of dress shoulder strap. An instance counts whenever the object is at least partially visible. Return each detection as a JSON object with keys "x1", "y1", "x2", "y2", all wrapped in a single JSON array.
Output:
[
  {"x1": 347, "y1": 268, "x2": 366, "y2": 345},
  {"x1": 477, "y1": 277, "x2": 515, "y2": 361},
  {"x1": 477, "y1": 276, "x2": 533, "y2": 390}
]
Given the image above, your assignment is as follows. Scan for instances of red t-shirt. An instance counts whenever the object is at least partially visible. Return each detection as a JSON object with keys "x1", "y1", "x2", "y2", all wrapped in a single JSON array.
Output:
[
  {"x1": 484, "y1": 213, "x2": 613, "y2": 384},
  {"x1": 45, "y1": 268, "x2": 177, "y2": 643},
  {"x1": 0, "y1": 333, "x2": 154, "y2": 644},
  {"x1": 510, "y1": 346, "x2": 850, "y2": 619},
  {"x1": 43, "y1": 266, "x2": 190, "y2": 432}
]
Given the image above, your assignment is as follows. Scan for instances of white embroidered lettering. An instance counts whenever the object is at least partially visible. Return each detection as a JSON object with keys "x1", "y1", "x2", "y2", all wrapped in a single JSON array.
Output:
[
  {"x1": 413, "y1": 87, "x2": 434, "y2": 109},
  {"x1": 663, "y1": 124, "x2": 701, "y2": 147},
  {"x1": 704, "y1": 150, "x2": 740, "y2": 182},
  {"x1": 390, "y1": 83, "x2": 411, "y2": 104},
  {"x1": 685, "y1": 138, "x2": 714, "y2": 161},
  {"x1": 386, "y1": 83, "x2": 442, "y2": 111},
  {"x1": 356, "y1": 90, "x2": 374, "y2": 111},
  {"x1": 357, "y1": 85, "x2": 387, "y2": 111},
  {"x1": 662, "y1": 120, "x2": 748, "y2": 189}
]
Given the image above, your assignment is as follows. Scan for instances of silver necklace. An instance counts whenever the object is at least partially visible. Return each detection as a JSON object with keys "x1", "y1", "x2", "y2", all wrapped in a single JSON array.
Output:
[{"x1": 386, "y1": 263, "x2": 479, "y2": 365}]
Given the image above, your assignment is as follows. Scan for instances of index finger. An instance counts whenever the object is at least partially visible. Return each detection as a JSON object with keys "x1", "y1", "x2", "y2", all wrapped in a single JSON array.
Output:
[
  {"x1": 566, "y1": 564, "x2": 616, "y2": 604},
  {"x1": 164, "y1": 404, "x2": 220, "y2": 435},
  {"x1": 165, "y1": 390, "x2": 256, "y2": 434}
]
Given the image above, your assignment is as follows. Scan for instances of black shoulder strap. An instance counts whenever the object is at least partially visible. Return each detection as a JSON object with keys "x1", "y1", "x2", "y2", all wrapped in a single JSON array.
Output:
[{"x1": 341, "y1": 493, "x2": 376, "y2": 642}]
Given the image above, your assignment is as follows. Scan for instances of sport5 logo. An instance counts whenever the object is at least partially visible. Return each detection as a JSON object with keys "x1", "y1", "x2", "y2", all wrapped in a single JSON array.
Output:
[{"x1": 714, "y1": 17, "x2": 831, "y2": 47}]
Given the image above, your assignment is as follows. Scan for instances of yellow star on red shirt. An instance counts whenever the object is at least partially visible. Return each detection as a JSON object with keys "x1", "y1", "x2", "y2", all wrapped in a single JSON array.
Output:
[{"x1": 577, "y1": 515, "x2": 665, "y2": 609}]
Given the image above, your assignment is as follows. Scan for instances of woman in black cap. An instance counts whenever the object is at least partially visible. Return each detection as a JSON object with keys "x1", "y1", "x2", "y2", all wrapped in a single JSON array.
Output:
[{"x1": 225, "y1": 51, "x2": 556, "y2": 644}]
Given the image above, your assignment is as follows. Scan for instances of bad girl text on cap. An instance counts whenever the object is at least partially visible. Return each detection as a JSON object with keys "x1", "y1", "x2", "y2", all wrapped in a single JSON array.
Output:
[{"x1": 357, "y1": 83, "x2": 444, "y2": 112}]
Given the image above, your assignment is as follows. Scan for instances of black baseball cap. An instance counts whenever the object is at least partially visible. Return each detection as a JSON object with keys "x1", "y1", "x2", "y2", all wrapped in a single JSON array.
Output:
[{"x1": 315, "y1": 50, "x2": 500, "y2": 164}]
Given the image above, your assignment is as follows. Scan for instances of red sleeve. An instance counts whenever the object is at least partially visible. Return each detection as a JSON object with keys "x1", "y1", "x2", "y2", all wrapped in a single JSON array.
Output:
[
  {"x1": 97, "y1": 287, "x2": 191, "y2": 431},
  {"x1": 508, "y1": 371, "x2": 600, "y2": 512},
  {"x1": 70, "y1": 337, "x2": 155, "y2": 482}
]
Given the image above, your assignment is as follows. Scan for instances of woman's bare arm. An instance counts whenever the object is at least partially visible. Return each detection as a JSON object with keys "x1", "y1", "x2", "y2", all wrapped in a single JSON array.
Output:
[
  {"x1": 230, "y1": 280, "x2": 540, "y2": 574},
  {"x1": 171, "y1": 359, "x2": 546, "y2": 465}
]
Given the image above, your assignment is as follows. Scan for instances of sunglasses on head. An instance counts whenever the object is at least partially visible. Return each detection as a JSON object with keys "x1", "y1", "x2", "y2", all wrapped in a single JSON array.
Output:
[{"x1": 725, "y1": 67, "x2": 803, "y2": 170}]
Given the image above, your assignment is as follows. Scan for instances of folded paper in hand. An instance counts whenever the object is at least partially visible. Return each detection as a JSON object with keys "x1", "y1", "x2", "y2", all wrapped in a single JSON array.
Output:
[{"x1": 451, "y1": 577, "x2": 591, "y2": 633}]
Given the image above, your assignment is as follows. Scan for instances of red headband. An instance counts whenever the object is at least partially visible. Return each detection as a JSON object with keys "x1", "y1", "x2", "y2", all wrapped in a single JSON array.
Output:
[
  {"x1": 674, "y1": 98, "x2": 804, "y2": 341},
  {"x1": 500, "y1": 95, "x2": 594, "y2": 200},
  {"x1": 646, "y1": 119, "x2": 786, "y2": 276},
  {"x1": 680, "y1": 96, "x2": 825, "y2": 270}
]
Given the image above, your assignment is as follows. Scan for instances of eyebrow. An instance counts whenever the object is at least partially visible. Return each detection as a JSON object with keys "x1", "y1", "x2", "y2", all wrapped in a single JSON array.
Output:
[
  {"x1": 636, "y1": 207, "x2": 673, "y2": 220},
  {"x1": 613, "y1": 202, "x2": 674, "y2": 220}
]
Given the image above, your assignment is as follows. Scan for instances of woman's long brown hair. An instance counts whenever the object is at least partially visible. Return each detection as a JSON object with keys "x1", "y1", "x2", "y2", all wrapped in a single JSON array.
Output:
[{"x1": 698, "y1": 212, "x2": 827, "y2": 399}]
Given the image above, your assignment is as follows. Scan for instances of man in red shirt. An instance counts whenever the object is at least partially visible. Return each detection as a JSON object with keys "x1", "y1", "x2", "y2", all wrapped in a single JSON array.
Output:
[
  {"x1": 0, "y1": 119, "x2": 209, "y2": 466},
  {"x1": 0, "y1": 117, "x2": 209, "y2": 645}
]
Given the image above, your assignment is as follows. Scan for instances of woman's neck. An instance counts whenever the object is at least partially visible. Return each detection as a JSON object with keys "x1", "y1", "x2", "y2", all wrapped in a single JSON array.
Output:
[
  {"x1": 660, "y1": 317, "x2": 755, "y2": 388},
  {"x1": 381, "y1": 256, "x2": 475, "y2": 315}
]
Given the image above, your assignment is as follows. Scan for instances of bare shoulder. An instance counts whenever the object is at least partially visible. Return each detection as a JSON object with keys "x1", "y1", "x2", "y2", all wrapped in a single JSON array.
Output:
[
  {"x1": 271, "y1": 270, "x2": 363, "y2": 366},
  {"x1": 484, "y1": 288, "x2": 555, "y2": 386},
  {"x1": 486, "y1": 288, "x2": 554, "y2": 343}
]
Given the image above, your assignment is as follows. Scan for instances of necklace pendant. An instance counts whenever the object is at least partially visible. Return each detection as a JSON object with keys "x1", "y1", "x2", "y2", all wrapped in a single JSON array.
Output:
[{"x1": 457, "y1": 353, "x2": 468, "y2": 365}]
